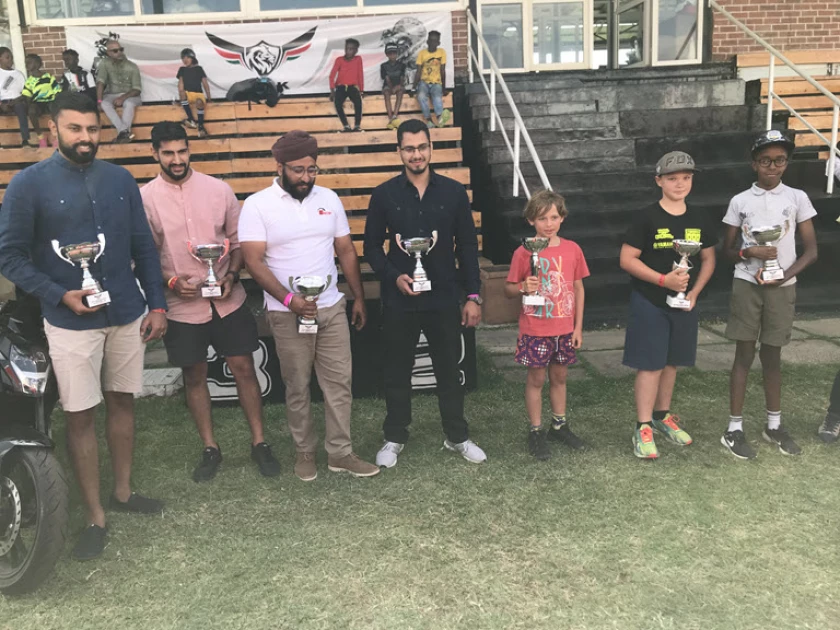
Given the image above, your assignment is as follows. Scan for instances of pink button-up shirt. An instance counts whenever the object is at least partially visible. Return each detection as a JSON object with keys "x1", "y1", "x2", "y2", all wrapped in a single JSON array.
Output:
[{"x1": 141, "y1": 170, "x2": 246, "y2": 324}]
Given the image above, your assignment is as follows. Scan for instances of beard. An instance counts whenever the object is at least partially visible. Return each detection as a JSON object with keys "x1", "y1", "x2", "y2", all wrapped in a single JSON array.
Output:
[
  {"x1": 405, "y1": 159, "x2": 428, "y2": 175},
  {"x1": 161, "y1": 160, "x2": 190, "y2": 182},
  {"x1": 58, "y1": 134, "x2": 98, "y2": 165},
  {"x1": 281, "y1": 170, "x2": 314, "y2": 201}
]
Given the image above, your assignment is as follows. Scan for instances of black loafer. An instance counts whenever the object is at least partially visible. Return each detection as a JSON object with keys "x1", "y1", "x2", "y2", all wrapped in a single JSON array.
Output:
[
  {"x1": 72, "y1": 524, "x2": 107, "y2": 561},
  {"x1": 251, "y1": 442, "x2": 281, "y2": 477},
  {"x1": 109, "y1": 492, "x2": 164, "y2": 514}
]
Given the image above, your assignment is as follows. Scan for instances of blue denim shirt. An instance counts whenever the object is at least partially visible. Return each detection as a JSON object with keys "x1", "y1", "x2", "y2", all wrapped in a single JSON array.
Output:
[{"x1": 0, "y1": 151, "x2": 167, "y2": 330}]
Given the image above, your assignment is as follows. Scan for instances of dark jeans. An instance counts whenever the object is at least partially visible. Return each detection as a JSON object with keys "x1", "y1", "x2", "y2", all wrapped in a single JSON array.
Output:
[
  {"x1": 382, "y1": 306, "x2": 468, "y2": 444},
  {"x1": 334, "y1": 85, "x2": 362, "y2": 128},
  {"x1": 828, "y1": 369, "x2": 840, "y2": 417},
  {"x1": 0, "y1": 99, "x2": 30, "y2": 142}
]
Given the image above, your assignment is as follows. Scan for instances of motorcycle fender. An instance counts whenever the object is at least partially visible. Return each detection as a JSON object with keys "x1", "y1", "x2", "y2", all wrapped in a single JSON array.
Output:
[{"x1": 0, "y1": 425, "x2": 54, "y2": 463}]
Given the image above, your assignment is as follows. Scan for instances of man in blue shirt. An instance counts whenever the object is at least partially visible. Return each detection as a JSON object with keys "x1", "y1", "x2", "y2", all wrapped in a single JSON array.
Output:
[{"x1": 0, "y1": 92, "x2": 168, "y2": 561}]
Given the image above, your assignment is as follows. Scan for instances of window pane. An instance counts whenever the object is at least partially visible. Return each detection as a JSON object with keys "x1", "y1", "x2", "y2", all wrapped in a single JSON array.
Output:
[
  {"x1": 260, "y1": 0, "x2": 354, "y2": 10},
  {"x1": 35, "y1": 0, "x2": 133, "y2": 19},
  {"x1": 533, "y1": 2, "x2": 585, "y2": 66},
  {"x1": 142, "y1": 0, "x2": 239, "y2": 14},
  {"x1": 480, "y1": 3, "x2": 524, "y2": 70},
  {"x1": 657, "y1": 0, "x2": 699, "y2": 62},
  {"x1": 618, "y1": 2, "x2": 644, "y2": 66},
  {"x1": 365, "y1": 0, "x2": 450, "y2": 5}
]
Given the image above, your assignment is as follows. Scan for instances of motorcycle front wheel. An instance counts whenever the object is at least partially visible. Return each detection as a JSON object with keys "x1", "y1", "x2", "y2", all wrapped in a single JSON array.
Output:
[{"x1": 0, "y1": 448, "x2": 69, "y2": 594}]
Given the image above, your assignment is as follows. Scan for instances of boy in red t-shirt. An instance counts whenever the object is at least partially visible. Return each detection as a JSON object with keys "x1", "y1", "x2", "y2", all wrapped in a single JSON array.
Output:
[
  {"x1": 505, "y1": 190, "x2": 590, "y2": 461},
  {"x1": 329, "y1": 38, "x2": 364, "y2": 132}
]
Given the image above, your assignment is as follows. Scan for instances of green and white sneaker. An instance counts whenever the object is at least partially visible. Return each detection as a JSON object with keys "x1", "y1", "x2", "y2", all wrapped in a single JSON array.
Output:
[
  {"x1": 652, "y1": 413, "x2": 693, "y2": 446},
  {"x1": 633, "y1": 424, "x2": 659, "y2": 459}
]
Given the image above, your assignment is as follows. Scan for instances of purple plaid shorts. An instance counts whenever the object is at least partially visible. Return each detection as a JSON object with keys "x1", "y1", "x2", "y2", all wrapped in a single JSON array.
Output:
[{"x1": 514, "y1": 333, "x2": 578, "y2": 368}]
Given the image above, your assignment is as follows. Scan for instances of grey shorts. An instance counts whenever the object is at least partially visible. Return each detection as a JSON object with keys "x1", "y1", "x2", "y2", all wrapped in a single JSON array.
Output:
[{"x1": 725, "y1": 278, "x2": 796, "y2": 347}]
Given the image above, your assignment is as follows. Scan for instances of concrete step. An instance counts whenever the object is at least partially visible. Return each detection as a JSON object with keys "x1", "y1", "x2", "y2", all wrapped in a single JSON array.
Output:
[
  {"x1": 470, "y1": 100, "x2": 598, "y2": 120},
  {"x1": 475, "y1": 111, "x2": 620, "y2": 133},
  {"x1": 482, "y1": 138, "x2": 635, "y2": 165},
  {"x1": 478, "y1": 126, "x2": 621, "y2": 148},
  {"x1": 619, "y1": 105, "x2": 767, "y2": 138}
]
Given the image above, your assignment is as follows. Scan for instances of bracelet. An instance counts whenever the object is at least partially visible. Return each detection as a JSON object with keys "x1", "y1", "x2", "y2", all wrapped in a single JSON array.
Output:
[
  {"x1": 739, "y1": 248, "x2": 747, "y2": 260},
  {"x1": 167, "y1": 276, "x2": 178, "y2": 290},
  {"x1": 150, "y1": 308, "x2": 166, "y2": 314},
  {"x1": 283, "y1": 292, "x2": 295, "y2": 308},
  {"x1": 467, "y1": 293, "x2": 479, "y2": 300},
  {"x1": 658, "y1": 274, "x2": 665, "y2": 287},
  {"x1": 518, "y1": 282, "x2": 526, "y2": 294}
]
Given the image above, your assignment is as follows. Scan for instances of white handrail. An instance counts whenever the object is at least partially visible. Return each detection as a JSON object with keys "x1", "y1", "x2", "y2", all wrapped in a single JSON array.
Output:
[
  {"x1": 709, "y1": 0, "x2": 840, "y2": 194},
  {"x1": 466, "y1": 9, "x2": 552, "y2": 198}
]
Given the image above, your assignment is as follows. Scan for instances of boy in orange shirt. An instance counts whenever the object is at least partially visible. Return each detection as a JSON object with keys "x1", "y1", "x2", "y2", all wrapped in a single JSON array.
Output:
[{"x1": 329, "y1": 38, "x2": 364, "y2": 132}]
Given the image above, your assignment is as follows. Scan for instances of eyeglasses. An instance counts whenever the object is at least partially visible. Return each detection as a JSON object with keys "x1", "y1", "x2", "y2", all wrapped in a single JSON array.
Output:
[
  {"x1": 756, "y1": 156, "x2": 788, "y2": 167},
  {"x1": 400, "y1": 144, "x2": 430, "y2": 154},
  {"x1": 107, "y1": 47, "x2": 124, "y2": 54},
  {"x1": 285, "y1": 165, "x2": 320, "y2": 176}
]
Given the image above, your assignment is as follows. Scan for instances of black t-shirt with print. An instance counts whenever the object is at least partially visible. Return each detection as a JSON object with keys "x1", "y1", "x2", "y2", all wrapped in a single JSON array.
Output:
[
  {"x1": 177, "y1": 65, "x2": 207, "y2": 93},
  {"x1": 623, "y1": 202, "x2": 718, "y2": 308}
]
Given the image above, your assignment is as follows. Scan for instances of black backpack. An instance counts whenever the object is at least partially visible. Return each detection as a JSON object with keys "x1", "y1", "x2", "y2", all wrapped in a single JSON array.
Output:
[{"x1": 225, "y1": 77, "x2": 282, "y2": 109}]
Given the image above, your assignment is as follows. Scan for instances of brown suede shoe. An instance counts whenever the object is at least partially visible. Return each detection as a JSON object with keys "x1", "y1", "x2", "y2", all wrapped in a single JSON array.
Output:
[
  {"x1": 295, "y1": 452, "x2": 317, "y2": 482},
  {"x1": 327, "y1": 452, "x2": 380, "y2": 478}
]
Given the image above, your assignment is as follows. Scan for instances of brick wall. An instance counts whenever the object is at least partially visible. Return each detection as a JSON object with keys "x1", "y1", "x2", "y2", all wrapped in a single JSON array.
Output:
[
  {"x1": 712, "y1": 0, "x2": 840, "y2": 60},
  {"x1": 22, "y1": 10, "x2": 470, "y2": 81}
]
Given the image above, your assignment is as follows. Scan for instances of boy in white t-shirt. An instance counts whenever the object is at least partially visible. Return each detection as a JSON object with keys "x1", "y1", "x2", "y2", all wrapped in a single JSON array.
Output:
[
  {"x1": 0, "y1": 47, "x2": 32, "y2": 147},
  {"x1": 720, "y1": 130, "x2": 819, "y2": 459}
]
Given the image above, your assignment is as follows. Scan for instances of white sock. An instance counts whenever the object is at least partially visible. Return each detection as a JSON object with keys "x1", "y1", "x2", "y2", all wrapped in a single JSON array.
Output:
[
  {"x1": 767, "y1": 410, "x2": 781, "y2": 431},
  {"x1": 728, "y1": 416, "x2": 743, "y2": 432}
]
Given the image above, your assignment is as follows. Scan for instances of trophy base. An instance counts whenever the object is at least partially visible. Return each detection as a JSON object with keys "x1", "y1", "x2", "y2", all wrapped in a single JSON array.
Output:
[
  {"x1": 201, "y1": 286, "x2": 223, "y2": 298},
  {"x1": 297, "y1": 318, "x2": 318, "y2": 334},
  {"x1": 761, "y1": 268, "x2": 785, "y2": 282},
  {"x1": 666, "y1": 295, "x2": 691, "y2": 309},
  {"x1": 412, "y1": 280, "x2": 432, "y2": 292},
  {"x1": 85, "y1": 291, "x2": 111, "y2": 307},
  {"x1": 522, "y1": 295, "x2": 545, "y2": 306}
]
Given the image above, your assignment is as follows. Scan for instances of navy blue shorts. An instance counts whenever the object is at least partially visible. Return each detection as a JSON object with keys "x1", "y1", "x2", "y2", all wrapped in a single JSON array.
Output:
[{"x1": 622, "y1": 291, "x2": 699, "y2": 371}]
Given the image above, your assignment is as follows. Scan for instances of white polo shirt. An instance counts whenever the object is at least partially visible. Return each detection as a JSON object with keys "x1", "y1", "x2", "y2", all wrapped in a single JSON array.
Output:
[
  {"x1": 722, "y1": 182, "x2": 817, "y2": 287},
  {"x1": 238, "y1": 180, "x2": 350, "y2": 311}
]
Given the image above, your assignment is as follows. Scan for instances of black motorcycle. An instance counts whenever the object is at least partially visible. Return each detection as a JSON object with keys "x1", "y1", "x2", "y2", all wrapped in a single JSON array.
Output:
[{"x1": 0, "y1": 296, "x2": 68, "y2": 594}]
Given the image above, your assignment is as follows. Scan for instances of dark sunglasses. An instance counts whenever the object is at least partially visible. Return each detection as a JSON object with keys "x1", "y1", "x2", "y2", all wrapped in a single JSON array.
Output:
[{"x1": 107, "y1": 47, "x2": 124, "y2": 53}]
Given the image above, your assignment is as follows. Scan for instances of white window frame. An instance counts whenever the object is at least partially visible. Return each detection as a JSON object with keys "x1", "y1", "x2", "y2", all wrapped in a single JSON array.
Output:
[
  {"x1": 529, "y1": 0, "x2": 591, "y2": 71},
  {"x1": 651, "y1": 0, "x2": 703, "y2": 66},
  {"x1": 24, "y1": 0, "x2": 466, "y2": 27},
  {"x1": 477, "y1": 0, "x2": 527, "y2": 73}
]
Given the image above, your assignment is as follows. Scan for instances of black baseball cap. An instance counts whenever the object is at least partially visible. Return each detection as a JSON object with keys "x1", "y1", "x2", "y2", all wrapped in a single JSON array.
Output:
[
  {"x1": 385, "y1": 43, "x2": 399, "y2": 54},
  {"x1": 751, "y1": 129, "x2": 795, "y2": 156}
]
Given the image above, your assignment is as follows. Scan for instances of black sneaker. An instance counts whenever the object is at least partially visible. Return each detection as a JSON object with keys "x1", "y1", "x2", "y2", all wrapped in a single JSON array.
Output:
[
  {"x1": 818, "y1": 412, "x2": 840, "y2": 444},
  {"x1": 721, "y1": 430, "x2": 757, "y2": 460},
  {"x1": 547, "y1": 423, "x2": 586, "y2": 450},
  {"x1": 340, "y1": 125, "x2": 352, "y2": 133},
  {"x1": 109, "y1": 492, "x2": 164, "y2": 514},
  {"x1": 193, "y1": 446, "x2": 223, "y2": 482},
  {"x1": 352, "y1": 125, "x2": 363, "y2": 132},
  {"x1": 763, "y1": 426, "x2": 801, "y2": 456},
  {"x1": 251, "y1": 442, "x2": 281, "y2": 477},
  {"x1": 527, "y1": 430, "x2": 551, "y2": 461},
  {"x1": 72, "y1": 524, "x2": 107, "y2": 561},
  {"x1": 197, "y1": 125, "x2": 207, "y2": 138}
]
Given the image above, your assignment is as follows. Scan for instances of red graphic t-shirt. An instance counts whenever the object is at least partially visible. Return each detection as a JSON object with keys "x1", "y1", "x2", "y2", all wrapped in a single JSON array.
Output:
[{"x1": 506, "y1": 239, "x2": 590, "y2": 337}]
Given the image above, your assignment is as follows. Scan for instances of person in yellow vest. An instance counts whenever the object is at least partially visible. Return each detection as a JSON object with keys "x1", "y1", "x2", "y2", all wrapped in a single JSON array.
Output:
[{"x1": 22, "y1": 54, "x2": 60, "y2": 148}]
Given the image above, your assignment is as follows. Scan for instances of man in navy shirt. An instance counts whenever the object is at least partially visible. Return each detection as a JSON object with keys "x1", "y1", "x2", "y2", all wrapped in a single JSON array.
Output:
[
  {"x1": 364, "y1": 118, "x2": 485, "y2": 468},
  {"x1": 0, "y1": 92, "x2": 167, "y2": 561}
]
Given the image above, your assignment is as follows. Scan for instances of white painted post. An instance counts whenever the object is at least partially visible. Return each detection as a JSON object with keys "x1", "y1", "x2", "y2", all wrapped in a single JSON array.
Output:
[
  {"x1": 513, "y1": 124, "x2": 521, "y2": 197},
  {"x1": 490, "y1": 71, "x2": 496, "y2": 132},
  {"x1": 766, "y1": 54, "x2": 775, "y2": 131},
  {"x1": 828, "y1": 104, "x2": 839, "y2": 194},
  {"x1": 468, "y1": 19, "x2": 474, "y2": 85}
]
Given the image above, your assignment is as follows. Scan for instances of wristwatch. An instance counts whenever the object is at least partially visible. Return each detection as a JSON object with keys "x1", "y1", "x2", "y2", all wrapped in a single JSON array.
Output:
[
  {"x1": 466, "y1": 294, "x2": 483, "y2": 306},
  {"x1": 226, "y1": 270, "x2": 241, "y2": 283}
]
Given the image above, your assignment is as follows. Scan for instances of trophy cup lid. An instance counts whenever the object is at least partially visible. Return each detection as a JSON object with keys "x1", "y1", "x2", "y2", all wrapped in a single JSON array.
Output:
[
  {"x1": 672, "y1": 239, "x2": 702, "y2": 256},
  {"x1": 522, "y1": 236, "x2": 550, "y2": 253},
  {"x1": 401, "y1": 237, "x2": 433, "y2": 252},
  {"x1": 190, "y1": 243, "x2": 227, "y2": 258},
  {"x1": 62, "y1": 242, "x2": 101, "y2": 259},
  {"x1": 293, "y1": 275, "x2": 328, "y2": 290},
  {"x1": 750, "y1": 224, "x2": 783, "y2": 240}
]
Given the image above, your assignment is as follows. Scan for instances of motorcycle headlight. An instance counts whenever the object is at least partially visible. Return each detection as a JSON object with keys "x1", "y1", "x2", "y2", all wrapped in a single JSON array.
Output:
[{"x1": 9, "y1": 345, "x2": 50, "y2": 396}]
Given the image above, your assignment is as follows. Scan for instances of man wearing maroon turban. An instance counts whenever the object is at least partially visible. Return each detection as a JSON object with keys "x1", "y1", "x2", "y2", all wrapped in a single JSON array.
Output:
[{"x1": 238, "y1": 130, "x2": 379, "y2": 481}]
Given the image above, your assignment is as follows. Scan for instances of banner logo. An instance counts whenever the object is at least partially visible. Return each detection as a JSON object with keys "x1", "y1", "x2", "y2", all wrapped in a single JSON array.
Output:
[{"x1": 206, "y1": 26, "x2": 317, "y2": 77}]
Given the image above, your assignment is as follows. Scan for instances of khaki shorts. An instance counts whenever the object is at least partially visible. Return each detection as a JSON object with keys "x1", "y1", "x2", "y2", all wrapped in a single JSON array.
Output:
[
  {"x1": 44, "y1": 317, "x2": 145, "y2": 413},
  {"x1": 725, "y1": 278, "x2": 796, "y2": 347}
]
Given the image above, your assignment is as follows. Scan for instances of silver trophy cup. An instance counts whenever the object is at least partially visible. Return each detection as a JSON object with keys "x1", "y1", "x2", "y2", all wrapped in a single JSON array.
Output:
[
  {"x1": 521, "y1": 236, "x2": 550, "y2": 306},
  {"x1": 750, "y1": 225, "x2": 785, "y2": 282},
  {"x1": 665, "y1": 239, "x2": 702, "y2": 309},
  {"x1": 396, "y1": 231, "x2": 438, "y2": 292},
  {"x1": 52, "y1": 233, "x2": 111, "y2": 307},
  {"x1": 188, "y1": 239, "x2": 230, "y2": 298},
  {"x1": 289, "y1": 275, "x2": 332, "y2": 334}
]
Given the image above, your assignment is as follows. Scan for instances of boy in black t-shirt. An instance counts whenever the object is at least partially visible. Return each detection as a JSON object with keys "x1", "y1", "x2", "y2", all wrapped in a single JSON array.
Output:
[
  {"x1": 60, "y1": 49, "x2": 96, "y2": 103},
  {"x1": 381, "y1": 42, "x2": 406, "y2": 129},
  {"x1": 619, "y1": 151, "x2": 717, "y2": 459},
  {"x1": 177, "y1": 48, "x2": 211, "y2": 138}
]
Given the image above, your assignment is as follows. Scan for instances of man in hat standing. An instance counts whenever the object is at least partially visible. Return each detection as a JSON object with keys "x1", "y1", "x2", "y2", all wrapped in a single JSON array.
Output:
[{"x1": 238, "y1": 130, "x2": 379, "y2": 481}]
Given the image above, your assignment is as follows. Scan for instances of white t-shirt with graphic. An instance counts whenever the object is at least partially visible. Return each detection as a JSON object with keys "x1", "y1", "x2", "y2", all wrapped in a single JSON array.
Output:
[
  {"x1": 238, "y1": 180, "x2": 350, "y2": 312},
  {"x1": 0, "y1": 68, "x2": 24, "y2": 100},
  {"x1": 722, "y1": 182, "x2": 817, "y2": 287}
]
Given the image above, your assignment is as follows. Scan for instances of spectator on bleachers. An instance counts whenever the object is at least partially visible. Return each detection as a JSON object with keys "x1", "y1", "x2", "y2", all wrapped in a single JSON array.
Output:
[
  {"x1": 60, "y1": 49, "x2": 97, "y2": 104},
  {"x1": 22, "y1": 54, "x2": 60, "y2": 148},
  {"x1": 329, "y1": 38, "x2": 364, "y2": 133},
  {"x1": 177, "y1": 48, "x2": 211, "y2": 139},
  {"x1": 412, "y1": 30, "x2": 451, "y2": 129},
  {"x1": 381, "y1": 42, "x2": 406, "y2": 130},
  {"x1": 96, "y1": 39, "x2": 142, "y2": 144},
  {"x1": 0, "y1": 47, "x2": 32, "y2": 148}
]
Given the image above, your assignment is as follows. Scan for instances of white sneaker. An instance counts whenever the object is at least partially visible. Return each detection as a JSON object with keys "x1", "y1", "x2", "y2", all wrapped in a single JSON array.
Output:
[
  {"x1": 375, "y1": 441, "x2": 404, "y2": 468},
  {"x1": 443, "y1": 439, "x2": 487, "y2": 464}
]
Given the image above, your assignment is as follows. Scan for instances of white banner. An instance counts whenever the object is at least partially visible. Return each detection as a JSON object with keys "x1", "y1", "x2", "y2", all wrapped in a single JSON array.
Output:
[{"x1": 65, "y1": 13, "x2": 453, "y2": 102}]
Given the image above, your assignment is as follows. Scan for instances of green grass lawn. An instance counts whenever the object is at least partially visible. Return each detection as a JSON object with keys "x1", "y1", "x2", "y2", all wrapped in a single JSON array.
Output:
[{"x1": 2, "y1": 353, "x2": 840, "y2": 630}]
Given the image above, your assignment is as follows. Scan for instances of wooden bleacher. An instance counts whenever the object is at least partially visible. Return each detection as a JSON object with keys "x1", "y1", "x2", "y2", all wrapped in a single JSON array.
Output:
[
  {"x1": 0, "y1": 94, "x2": 481, "y2": 272},
  {"x1": 739, "y1": 49, "x2": 840, "y2": 158}
]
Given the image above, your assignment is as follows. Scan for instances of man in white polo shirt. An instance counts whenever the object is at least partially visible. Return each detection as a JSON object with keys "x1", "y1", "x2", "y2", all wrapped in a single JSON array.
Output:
[{"x1": 239, "y1": 130, "x2": 379, "y2": 481}]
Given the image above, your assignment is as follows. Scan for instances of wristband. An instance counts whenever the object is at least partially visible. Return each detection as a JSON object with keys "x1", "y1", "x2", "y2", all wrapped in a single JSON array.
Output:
[
  {"x1": 658, "y1": 274, "x2": 665, "y2": 288},
  {"x1": 467, "y1": 294, "x2": 479, "y2": 300},
  {"x1": 739, "y1": 248, "x2": 747, "y2": 261},
  {"x1": 167, "y1": 276, "x2": 178, "y2": 290},
  {"x1": 150, "y1": 308, "x2": 166, "y2": 314},
  {"x1": 283, "y1": 292, "x2": 295, "y2": 308},
  {"x1": 97, "y1": 99, "x2": 102, "y2": 103}
]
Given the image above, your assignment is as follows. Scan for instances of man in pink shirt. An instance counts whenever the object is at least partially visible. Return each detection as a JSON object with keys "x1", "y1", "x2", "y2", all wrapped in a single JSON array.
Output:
[
  {"x1": 328, "y1": 38, "x2": 364, "y2": 132},
  {"x1": 141, "y1": 121, "x2": 280, "y2": 482}
]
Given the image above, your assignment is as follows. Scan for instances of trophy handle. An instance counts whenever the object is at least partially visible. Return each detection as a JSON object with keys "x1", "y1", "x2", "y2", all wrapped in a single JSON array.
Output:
[
  {"x1": 52, "y1": 240, "x2": 73, "y2": 264},
  {"x1": 187, "y1": 240, "x2": 202, "y2": 263},
  {"x1": 93, "y1": 233, "x2": 106, "y2": 264},
  {"x1": 288, "y1": 276, "x2": 297, "y2": 291},
  {"x1": 324, "y1": 275, "x2": 332, "y2": 291},
  {"x1": 220, "y1": 238, "x2": 230, "y2": 261},
  {"x1": 394, "y1": 233, "x2": 409, "y2": 256},
  {"x1": 427, "y1": 230, "x2": 439, "y2": 253}
]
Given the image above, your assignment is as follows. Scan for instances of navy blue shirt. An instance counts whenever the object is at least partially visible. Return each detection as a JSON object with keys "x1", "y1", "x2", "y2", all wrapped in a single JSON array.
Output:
[
  {"x1": 363, "y1": 170, "x2": 480, "y2": 312},
  {"x1": 0, "y1": 151, "x2": 167, "y2": 330}
]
